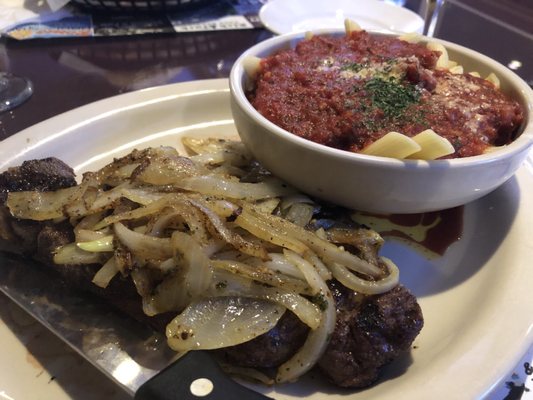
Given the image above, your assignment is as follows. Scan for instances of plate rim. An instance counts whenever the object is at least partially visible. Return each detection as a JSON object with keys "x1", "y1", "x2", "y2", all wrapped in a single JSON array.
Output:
[
  {"x1": 259, "y1": 0, "x2": 425, "y2": 35},
  {"x1": 0, "y1": 78, "x2": 230, "y2": 171},
  {"x1": 0, "y1": 78, "x2": 532, "y2": 399}
]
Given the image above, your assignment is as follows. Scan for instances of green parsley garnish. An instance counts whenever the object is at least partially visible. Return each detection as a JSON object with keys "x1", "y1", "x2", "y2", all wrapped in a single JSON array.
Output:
[{"x1": 364, "y1": 77, "x2": 421, "y2": 120}]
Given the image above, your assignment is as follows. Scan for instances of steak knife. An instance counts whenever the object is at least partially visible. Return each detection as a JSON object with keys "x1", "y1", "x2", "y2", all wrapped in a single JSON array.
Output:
[{"x1": 0, "y1": 254, "x2": 272, "y2": 400}]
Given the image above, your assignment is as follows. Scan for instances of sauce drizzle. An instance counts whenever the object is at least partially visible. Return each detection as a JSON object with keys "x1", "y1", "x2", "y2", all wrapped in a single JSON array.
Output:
[{"x1": 352, "y1": 206, "x2": 464, "y2": 256}]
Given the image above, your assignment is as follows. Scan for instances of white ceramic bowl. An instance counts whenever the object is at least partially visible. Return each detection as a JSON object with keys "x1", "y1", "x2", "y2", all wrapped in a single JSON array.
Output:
[{"x1": 229, "y1": 30, "x2": 533, "y2": 214}]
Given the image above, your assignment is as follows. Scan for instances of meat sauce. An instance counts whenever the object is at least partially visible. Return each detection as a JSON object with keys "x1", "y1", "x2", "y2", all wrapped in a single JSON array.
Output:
[{"x1": 248, "y1": 31, "x2": 524, "y2": 158}]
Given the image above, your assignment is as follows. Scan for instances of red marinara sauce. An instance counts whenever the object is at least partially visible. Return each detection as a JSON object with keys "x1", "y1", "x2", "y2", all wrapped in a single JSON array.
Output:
[{"x1": 248, "y1": 31, "x2": 525, "y2": 158}]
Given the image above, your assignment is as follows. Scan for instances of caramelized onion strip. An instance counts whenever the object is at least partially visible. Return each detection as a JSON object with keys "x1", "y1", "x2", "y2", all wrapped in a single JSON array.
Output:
[
  {"x1": 177, "y1": 175, "x2": 296, "y2": 200},
  {"x1": 9, "y1": 137, "x2": 403, "y2": 384},
  {"x1": 275, "y1": 257, "x2": 336, "y2": 383},
  {"x1": 235, "y1": 208, "x2": 309, "y2": 254},
  {"x1": 209, "y1": 271, "x2": 321, "y2": 330},
  {"x1": 143, "y1": 232, "x2": 213, "y2": 316},
  {"x1": 242, "y1": 207, "x2": 382, "y2": 277},
  {"x1": 283, "y1": 250, "x2": 323, "y2": 295},
  {"x1": 114, "y1": 222, "x2": 173, "y2": 261},
  {"x1": 93, "y1": 194, "x2": 186, "y2": 230},
  {"x1": 261, "y1": 253, "x2": 306, "y2": 280},
  {"x1": 189, "y1": 199, "x2": 269, "y2": 260},
  {"x1": 329, "y1": 256, "x2": 400, "y2": 295},
  {"x1": 7, "y1": 185, "x2": 85, "y2": 221},
  {"x1": 211, "y1": 259, "x2": 311, "y2": 295},
  {"x1": 92, "y1": 256, "x2": 119, "y2": 288},
  {"x1": 54, "y1": 242, "x2": 104, "y2": 265},
  {"x1": 166, "y1": 296, "x2": 284, "y2": 352}
]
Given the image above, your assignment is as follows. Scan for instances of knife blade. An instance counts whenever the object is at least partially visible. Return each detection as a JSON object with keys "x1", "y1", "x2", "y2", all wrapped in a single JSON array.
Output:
[{"x1": 0, "y1": 253, "x2": 272, "y2": 400}]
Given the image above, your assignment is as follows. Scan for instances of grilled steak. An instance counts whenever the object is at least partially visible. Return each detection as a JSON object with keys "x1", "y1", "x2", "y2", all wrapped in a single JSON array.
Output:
[
  {"x1": 0, "y1": 157, "x2": 423, "y2": 389},
  {"x1": 319, "y1": 280, "x2": 422, "y2": 387},
  {"x1": 0, "y1": 159, "x2": 171, "y2": 329},
  {"x1": 0, "y1": 158, "x2": 76, "y2": 255},
  {"x1": 218, "y1": 280, "x2": 422, "y2": 388},
  {"x1": 0, "y1": 157, "x2": 76, "y2": 203},
  {"x1": 217, "y1": 309, "x2": 310, "y2": 368}
]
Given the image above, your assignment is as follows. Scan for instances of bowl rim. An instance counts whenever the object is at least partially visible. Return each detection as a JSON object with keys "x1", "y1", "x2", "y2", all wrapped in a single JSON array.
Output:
[{"x1": 229, "y1": 29, "x2": 533, "y2": 169}]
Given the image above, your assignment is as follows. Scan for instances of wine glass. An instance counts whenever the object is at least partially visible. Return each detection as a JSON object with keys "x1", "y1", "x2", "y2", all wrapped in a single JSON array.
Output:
[
  {"x1": 0, "y1": 72, "x2": 33, "y2": 112},
  {"x1": 422, "y1": 0, "x2": 445, "y2": 36}
]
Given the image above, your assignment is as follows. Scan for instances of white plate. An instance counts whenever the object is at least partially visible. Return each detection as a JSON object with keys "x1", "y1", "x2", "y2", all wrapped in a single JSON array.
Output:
[
  {"x1": 259, "y1": 0, "x2": 424, "y2": 35},
  {"x1": 1, "y1": 79, "x2": 533, "y2": 400}
]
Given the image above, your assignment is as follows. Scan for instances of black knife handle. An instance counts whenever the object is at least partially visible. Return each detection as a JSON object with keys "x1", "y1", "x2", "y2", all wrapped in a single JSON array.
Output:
[{"x1": 135, "y1": 351, "x2": 273, "y2": 400}]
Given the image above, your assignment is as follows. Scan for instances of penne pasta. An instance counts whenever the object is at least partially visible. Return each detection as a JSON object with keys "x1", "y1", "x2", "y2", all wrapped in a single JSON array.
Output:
[
  {"x1": 426, "y1": 42, "x2": 449, "y2": 69},
  {"x1": 483, "y1": 146, "x2": 500, "y2": 154},
  {"x1": 449, "y1": 65, "x2": 464, "y2": 75},
  {"x1": 305, "y1": 31, "x2": 314, "y2": 40},
  {"x1": 361, "y1": 132, "x2": 421, "y2": 159},
  {"x1": 243, "y1": 56, "x2": 262, "y2": 79},
  {"x1": 247, "y1": 28, "x2": 524, "y2": 160},
  {"x1": 469, "y1": 71, "x2": 481, "y2": 78},
  {"x1": 344, "y1": 18, "x2": 362, "y2": 34},
  {"x1": 407, "y1": 129, "x2": 455, "y2": 160},
  {"x1": 486, "y1": 72, "x2": 500, "y2": 89},
  {"x1": 398, "y1": 32, "x2": 422, "y2": 43},
  {"x1": 447, "y1": 60, "x2": 458, "y2": 68}
]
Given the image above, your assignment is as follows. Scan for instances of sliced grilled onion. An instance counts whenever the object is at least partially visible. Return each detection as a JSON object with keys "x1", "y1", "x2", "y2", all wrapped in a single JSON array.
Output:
[
  {"x1": 235, "y1": 208, "x2": 309, "y2": 254},
  {"x1": 120, "y1": 187, "x2": 165, "y2": 206},
  {"x1": 261, "y1": 252, "x2": 305, "y2": 280},
  {"x1": 325, "y1": 225, "x2": 384, "y2": 265},
  {"x1": 329, "y1": 256, "x2": 400, "y2": 295},
  {"x1": 143, "y1": 271, "x2": 188, "y2": 316},
  {"x1": 275, "y1": 259, "x2": 336, "y2": 384},
  {"x1": 171, "y1": 231, "x2": 213, "y2": 296},
  {"x1": 279, "y1": 194, "x2": 314, "y2": 211},
  {"x1": 252, "y1": 198, "x2": 280, "y2": 215},
  {"x1": 75, "y1": 228, "x2": 108, "y2": 243},
  {"x1": 211, "y1": 259, "x2": 310, "y2": 295},
  {"x1": 143, "y1": 231, "x2": 214, "y2": 316},
  {"x1": 87, "y1": 182, "x2": 133, "y2": 213},
  {"x1": 280, "y1": 194, "x2": 316, "y2": 227},
  {"x1": 54, "y1": 242, "x2": 104, "y2": 265},
  {"x1": 77, "y1": 235, "x2": 114, "y2": 252},
  {"x1": 149, "y1": 202, "x2": 210, "y2": 243},
  {"x1": 239, "y1": 206, "x2": 381, "y2": 277},
  {"x1": 182, "y1": 137, "x2": 252, "y2": 167},
  {"x1": 283, "y1": 250, "x2": 323, "y2": 295},
  {"x1": 177, "y1": 175, "x2": 296, "y2": 200},
  {"x1": 189, "y1": 199, "x2": 268, "y2": 260},
  {"x1": 132, "y1": 147, "x2": 203, "y2": 185},
  {"x1": 114, "y1": 222, "x2": 172, "y2": 261},
  {"x1": 7, "y1": 185, "x2": 84, "y2": 221},
  {"x1": 94, "y1": 195, "x2": 174, "y2": 230},
  {"x1": 92, "y1": 257, "x2": 119, "y2": 288},
  {"x1": 283, "y1": 203, "x2": 315, "y2": 227},
  {"x1": 166, "y1": 296, "x2": 285, "y2": 351},
  {"x1": 209, "y1": 271, "x2": 321, "y2": 330},
  {"x1": 304, "y1": 253, "x2": 332, "y2": 281},
  {"x1": 267, "y1": 249, "x2": 337, "y2": 384},
  {"x1": 7, "y1": 138, "x2": 401, "y2": 384}
]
